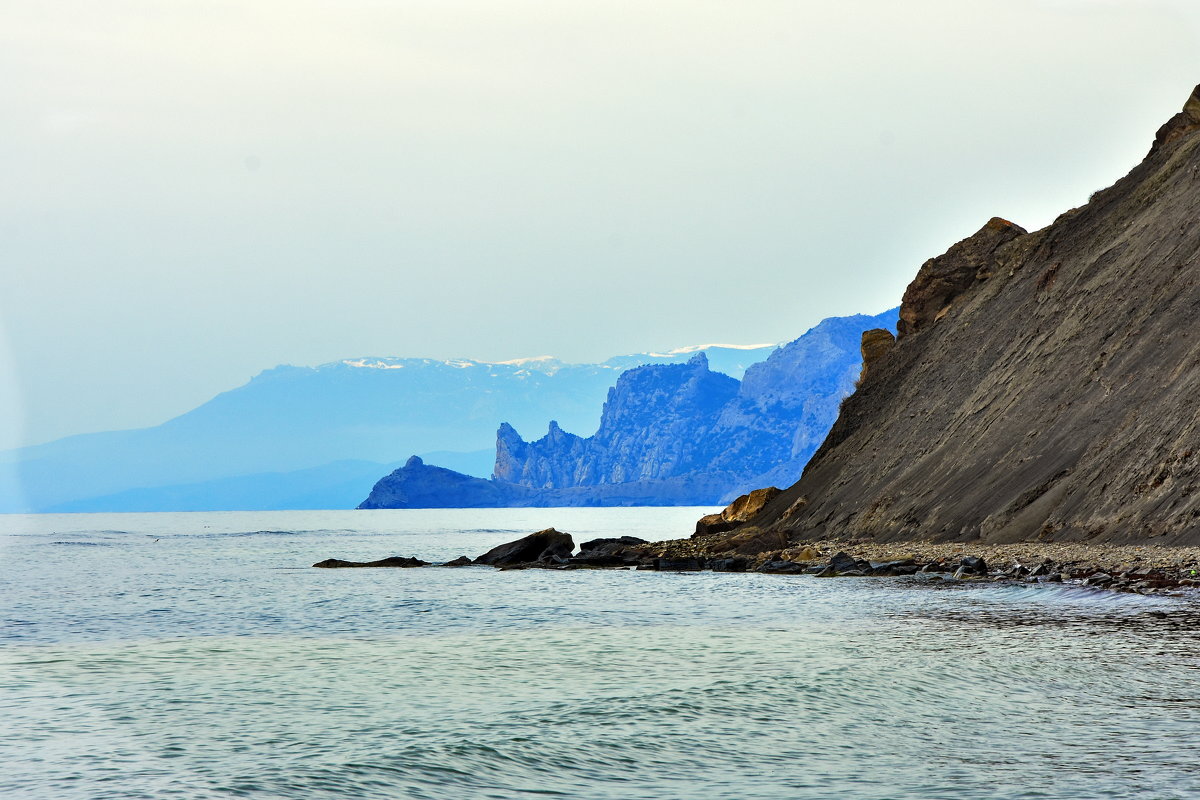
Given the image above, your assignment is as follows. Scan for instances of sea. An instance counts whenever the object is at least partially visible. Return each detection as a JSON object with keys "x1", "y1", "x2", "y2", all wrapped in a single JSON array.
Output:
[{"x1": 2, "y1": 508, "x2": 1198, "y2": 800}]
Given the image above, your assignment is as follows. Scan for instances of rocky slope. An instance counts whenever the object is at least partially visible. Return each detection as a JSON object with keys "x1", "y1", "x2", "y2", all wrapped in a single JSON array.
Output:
[
  {"x1": 717, "y1": 85, "x2": 1200, "y2": 547},
  {"x1": 360, "y1": 310, "x2": 897, "y2": 508}
]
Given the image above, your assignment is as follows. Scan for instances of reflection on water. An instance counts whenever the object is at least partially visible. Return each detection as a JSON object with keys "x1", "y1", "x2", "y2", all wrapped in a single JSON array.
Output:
[{"x1": 2, "y1": 509, "x2": 1198, "y2": 800}]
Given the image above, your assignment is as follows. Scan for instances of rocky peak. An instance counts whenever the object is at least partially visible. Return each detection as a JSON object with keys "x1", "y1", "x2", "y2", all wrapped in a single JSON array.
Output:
[
  {"x1": 1150, "y1": 83, "x2": 1200, "y2": 155},
  {"x1": 494, "y1": 422, "x2": 529, "y2": 482},
  {"x1": 405, "y1": 455, "x2": 424, "y2": 468},
  {"x1": 897, "y1": 217, "x2": 1027, "y2": 338},
  {"x1": 858, "y1": 328, "x2": 896, "y2": 385}
]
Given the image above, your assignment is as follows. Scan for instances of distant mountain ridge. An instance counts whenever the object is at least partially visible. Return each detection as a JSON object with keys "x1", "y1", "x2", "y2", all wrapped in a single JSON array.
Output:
[
  {"x1": 359, "y1": 309, "x2": 898, "y2": 508},
  {"x1": 1, "y1": 343, "x2": 778, "y2": 512}
]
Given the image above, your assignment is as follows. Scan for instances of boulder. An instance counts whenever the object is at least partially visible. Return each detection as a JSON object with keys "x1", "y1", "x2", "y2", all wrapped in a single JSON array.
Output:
[
  {"x1": 442, "y1": 556, "x2": 473, "y2": 567},
  {"x1": 313, "y1": 556, "x2": 429, "y2": 568},
  {"x1": 656, "y1": 557, "x2": 706, "y2": 571},
  {"x1": 473, "y1": 528, "x2": 575, "y2": 566},
  {"x1": 757, "y1": 559, "x2": 807, "y2": 574},
  {"x1": 692, "y1": 487, "x2": 783, "y2": 539},
  {"x1": 858, "y1": 328, "x2": 896, "y2": 384},
  {"x1": 829, "y1": 551, "x2": 860, "y2": 573},
  {"x1": 694, "y1": 513, "x2": 739, "y2": 537},
  {"x1": 960, "y1": 556, "x2": 988, "y2": 576}
]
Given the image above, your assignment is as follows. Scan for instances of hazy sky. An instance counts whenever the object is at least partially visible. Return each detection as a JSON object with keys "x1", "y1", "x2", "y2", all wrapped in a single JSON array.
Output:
[{"x1": 2, "y1": 0, "x2": 1198, "y2": 450}]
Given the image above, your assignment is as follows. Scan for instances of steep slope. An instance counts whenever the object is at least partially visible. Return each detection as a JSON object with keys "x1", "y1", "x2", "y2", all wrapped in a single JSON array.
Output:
[
  {"x1": 1, "y1": 344, "x2": 775, "y2": 512},
  {"x1": 731, "y1": 85, "x2": 1200, "y2": 547},
  {"x1": 360, "y1": 310, "x2": 897, "y2": 508}
]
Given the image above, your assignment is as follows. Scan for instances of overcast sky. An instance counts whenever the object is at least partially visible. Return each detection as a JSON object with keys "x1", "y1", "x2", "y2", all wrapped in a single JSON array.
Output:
[{"x1": 2, "y1": 0, "x2": 1198, "y2": 451}]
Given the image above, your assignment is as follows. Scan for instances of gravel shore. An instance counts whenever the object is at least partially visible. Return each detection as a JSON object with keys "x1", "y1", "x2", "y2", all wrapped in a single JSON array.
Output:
[{"x1": 642, "y1": 535, "x2": 1200, "y2": 596}]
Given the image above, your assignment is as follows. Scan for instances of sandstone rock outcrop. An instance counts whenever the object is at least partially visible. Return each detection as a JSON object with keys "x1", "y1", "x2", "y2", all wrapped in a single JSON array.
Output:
[
  {"x1": 858, "y1": 328, "x2": 896, "y2": 384},
  {"x1": 727, "y1": 84, "x2": 1200, "y2": 547},
  {"x1": 694, "y1": 486, "x2": 781, "y2": 536}
]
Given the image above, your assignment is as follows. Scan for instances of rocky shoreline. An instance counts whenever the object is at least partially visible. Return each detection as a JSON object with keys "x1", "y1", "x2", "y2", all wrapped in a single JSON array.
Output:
[{"x1": 314, "y1": 527, "x2": 1200, "y2": 598}]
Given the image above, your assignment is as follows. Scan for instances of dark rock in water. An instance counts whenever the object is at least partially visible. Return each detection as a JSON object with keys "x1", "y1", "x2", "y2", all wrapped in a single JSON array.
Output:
[
  {"x1": 1085, "y1": 572, "x2": 1115, "y2": 587},
  {"x1": 313, "y1": 556, "x2": 429, "y2": 568},
  {"x1": 757, "y1": 559, "x2": 807, "y2": 574},
  {"x1": 709, "y1": 557, "x2": 751, "y2": 572},
  {"x1": 568, "y1": 553, "x2": 627, "y2": 567},
  {"x1": 715, "y1": 85, "x2": 1200, "y2": 548},
  {"x1": 442, "y1": 556, "x2": 473, "y2": 567},
  {"x1": 960, "y1": 556, "x2": 988, "y2": 576},
  {"x1": 360, "y1": 310, "x2": 898, "y2": 510},
  {"x1": 829, "y1": 552, "x2": 859, "y2": 573},
  {"x1": 579, "y1": 536, "x2": 648, "y2": 552},
  {"x1": 657, "y1": 557, "x2": 706, "y2": 571},
  {"x1": 574, "y1": 536, "x2": 647, "y2": 566},
  {"x1": 474, "y1": 528, "x2": 575, "y2": 566}
]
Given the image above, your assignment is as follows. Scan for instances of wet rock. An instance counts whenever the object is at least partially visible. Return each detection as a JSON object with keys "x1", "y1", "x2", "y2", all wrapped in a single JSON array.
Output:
[
  {"x1": 657, "y1": 557, "x2": 706, "y2": 572},
  {"x1": 757, "y1": 559, "x2": 807, "y2": 574},
  {"x1": 702, "y1": 526, "x2": 790, "y2": 556},
  {"x1": 313, "y1": 556, "x2": 429, "y2": 568},
  {"x1": 709, "y1": 557, "x2": 751, "y2": 572},
  {"x1": 474, "y1": 528, "x2": 575, "y2": 566},
  {"x1": 579, "y1": 536, "x2": 648, "y2": 553},
  {"x1": 576, "y1": 536, "x2": 648, "y2": 565},
  {"x1": 568, "y1": 553, "x2": 627, "y2": 567},
  {"x1": 692, "y1": 487, "x2": 783, "y2": 538},
  {"x1": 829, "y1": 551, "x2": 859, "y2": 573},
  {"x1": 1085, "y1": 572, "x2": 1114, "y2": 587},
  {"x1": 960, "y1": 556, "x2": 988, "y2": 576},
  {"x1": 442, "y1": 556, "x2": 473, "y2": 567}
]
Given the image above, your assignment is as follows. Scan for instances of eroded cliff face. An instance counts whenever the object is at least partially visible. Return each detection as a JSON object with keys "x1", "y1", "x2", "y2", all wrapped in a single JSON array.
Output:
[{"x1": 736, "y1": 85, "x2": 1200, "y2": 547}]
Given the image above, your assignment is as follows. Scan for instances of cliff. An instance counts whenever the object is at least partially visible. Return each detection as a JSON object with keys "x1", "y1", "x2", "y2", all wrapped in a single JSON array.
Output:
[
  {"x1": 724, "y1": 85, "x2": 1200, "y2": 547},
  {"x1": 360, "y1": 310, "x2": 897, "y2": 508}
]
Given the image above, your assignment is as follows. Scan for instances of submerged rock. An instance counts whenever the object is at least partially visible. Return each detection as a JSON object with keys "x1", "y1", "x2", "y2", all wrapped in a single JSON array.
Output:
[
  {"x1": 474, "y1": 528, "x2": 575, "y2": 566},
  {"x1": 313, "y1": 556, "x2": 429, "y2": 568}
]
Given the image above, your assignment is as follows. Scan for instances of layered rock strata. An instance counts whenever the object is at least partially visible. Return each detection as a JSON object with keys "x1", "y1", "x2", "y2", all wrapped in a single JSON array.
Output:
[{"x1": 706, "y1": 84, "x2": 1200, "y2": 547}]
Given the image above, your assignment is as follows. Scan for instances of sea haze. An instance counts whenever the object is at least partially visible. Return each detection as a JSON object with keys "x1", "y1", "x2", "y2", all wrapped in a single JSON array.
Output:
[{"x1": 2, "y1": 509, "x2": 1198, "y2": 800}]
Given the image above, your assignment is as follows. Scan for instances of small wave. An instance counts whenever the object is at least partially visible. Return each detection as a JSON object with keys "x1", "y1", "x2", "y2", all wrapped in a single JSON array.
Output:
[
  {"x1": 48, "y1": 541, "x2": 110, "y2": 547},
  {"x1": 183, "y1": 529, "x2": 311, "y2": 539}
]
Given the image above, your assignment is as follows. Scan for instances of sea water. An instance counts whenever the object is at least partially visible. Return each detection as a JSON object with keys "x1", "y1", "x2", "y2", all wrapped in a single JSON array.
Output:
[{"x1": 2, "y1": 508, "x2": 1198, "y2": 800}]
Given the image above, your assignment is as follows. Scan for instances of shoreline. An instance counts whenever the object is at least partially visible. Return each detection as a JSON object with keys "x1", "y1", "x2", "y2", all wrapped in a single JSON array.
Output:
[{"x1": 643, "y1": 536, "x2": 1200, "y2": 596}]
